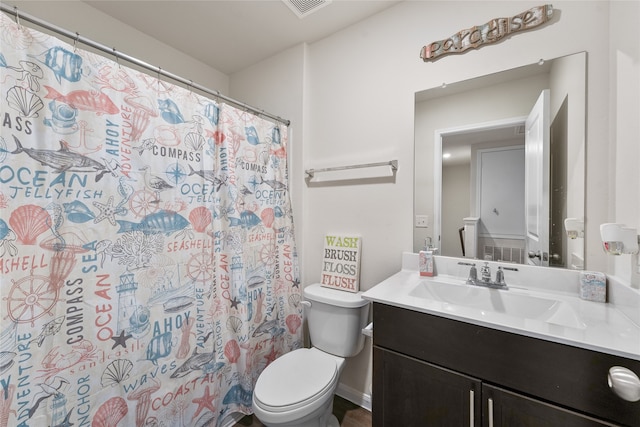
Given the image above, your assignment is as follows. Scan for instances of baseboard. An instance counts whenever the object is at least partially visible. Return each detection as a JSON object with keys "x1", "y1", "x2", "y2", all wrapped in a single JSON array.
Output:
[{"x1": 336, "y1": 382, "x2": 372, "y2": 412}]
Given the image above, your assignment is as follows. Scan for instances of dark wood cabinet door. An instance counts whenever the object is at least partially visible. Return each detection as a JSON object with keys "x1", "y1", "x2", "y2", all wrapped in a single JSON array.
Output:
[
  {"x1": 482, "y1": 384, "x2": 620, "y2": 427},
  {"x1": 373, "y1": 347, "x2": 481, "y2": 427}
]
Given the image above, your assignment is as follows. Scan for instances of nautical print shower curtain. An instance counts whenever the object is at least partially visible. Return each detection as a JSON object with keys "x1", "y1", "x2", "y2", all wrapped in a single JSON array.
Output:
[{"x1": 0, "y1": 12, "x2": 302, "y2": 427}]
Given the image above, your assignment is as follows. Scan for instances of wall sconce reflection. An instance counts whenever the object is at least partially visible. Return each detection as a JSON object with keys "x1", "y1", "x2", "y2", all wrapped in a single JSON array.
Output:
[
  {"x1": 600, "y1": 223, "x2": 639, "y2": 255},
  {"x1": 564, "y1": 218, "x2": 584, "y2": 239}
]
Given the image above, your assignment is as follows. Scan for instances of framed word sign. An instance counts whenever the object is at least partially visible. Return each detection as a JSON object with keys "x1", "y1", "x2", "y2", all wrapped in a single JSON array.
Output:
[
  {"x1": 421, "y1": 4, "x2": 554, "y2": 62},
  {"x1": 321, "y1": 234, "x2": 361, "y2": 293}
]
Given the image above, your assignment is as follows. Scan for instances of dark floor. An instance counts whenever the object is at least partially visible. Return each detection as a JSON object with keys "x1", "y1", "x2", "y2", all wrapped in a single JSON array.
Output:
[{"x1": 234, "y1": 395, "x2": 372, "y2": 427}]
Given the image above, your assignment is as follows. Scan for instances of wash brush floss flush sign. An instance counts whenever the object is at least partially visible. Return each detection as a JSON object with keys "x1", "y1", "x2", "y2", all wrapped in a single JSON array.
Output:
[{"x1": 321, "y1": 234, "x2": 361, "y2": 292}]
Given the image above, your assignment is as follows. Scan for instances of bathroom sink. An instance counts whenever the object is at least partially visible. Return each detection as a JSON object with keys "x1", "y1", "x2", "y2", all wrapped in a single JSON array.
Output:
[{"x1": 409, "y1": 280, "x2": 586, "y2": 329}]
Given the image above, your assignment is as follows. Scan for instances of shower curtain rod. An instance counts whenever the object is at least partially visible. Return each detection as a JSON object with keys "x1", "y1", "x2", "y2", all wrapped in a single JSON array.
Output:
[{"x1": 0, "y1": 4, "x2": 291, "y2": 126}]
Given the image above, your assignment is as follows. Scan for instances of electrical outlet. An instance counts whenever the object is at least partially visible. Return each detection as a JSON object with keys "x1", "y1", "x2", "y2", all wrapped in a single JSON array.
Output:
[{"x1": 415, "y1": 215, "x2": 429, "y2": 228}]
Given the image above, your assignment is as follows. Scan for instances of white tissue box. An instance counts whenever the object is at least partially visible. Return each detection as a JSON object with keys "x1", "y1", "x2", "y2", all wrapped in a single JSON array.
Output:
[{"x1": 579, "y1": 271, "x2": 606, "y2": 302}]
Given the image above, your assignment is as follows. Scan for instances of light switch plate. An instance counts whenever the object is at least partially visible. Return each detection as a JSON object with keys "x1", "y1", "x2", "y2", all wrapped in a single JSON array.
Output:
[{"x1": 415, "y1": 215, "x2": 429, "y2": 228}]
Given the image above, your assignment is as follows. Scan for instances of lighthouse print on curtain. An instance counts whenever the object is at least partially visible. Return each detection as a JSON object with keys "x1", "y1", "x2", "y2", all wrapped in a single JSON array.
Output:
[{"x1": 0, "y1": 12, "x2": 302, "y2": 427}]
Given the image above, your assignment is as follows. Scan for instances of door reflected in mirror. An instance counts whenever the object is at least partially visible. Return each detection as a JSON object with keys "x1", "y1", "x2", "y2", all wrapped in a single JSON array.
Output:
[{"x1": 414, "y1": 52, "x2": 586, "y2": 269}]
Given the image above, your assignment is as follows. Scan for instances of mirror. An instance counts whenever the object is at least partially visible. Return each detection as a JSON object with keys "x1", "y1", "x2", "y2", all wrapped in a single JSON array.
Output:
[{"x1": 414, "y1": 52, "x2": 586, "y2": 269}]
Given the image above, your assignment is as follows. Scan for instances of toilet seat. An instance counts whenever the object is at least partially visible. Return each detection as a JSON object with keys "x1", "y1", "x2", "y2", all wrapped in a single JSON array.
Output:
[{"x1": 253, "y1": 348, "x2": 339, "y2": 412}]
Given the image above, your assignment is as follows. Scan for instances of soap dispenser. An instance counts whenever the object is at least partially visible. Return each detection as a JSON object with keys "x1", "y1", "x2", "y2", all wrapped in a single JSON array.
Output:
[
  {"x1": 424, "y1": 237, "x2": 439, "y2": 255},
  {"x1": 424, "y1": 237, "x2": 432, "y2": 251},
  {"x1": 419, "y1": 237, "x2": 435, "y2": 277}
]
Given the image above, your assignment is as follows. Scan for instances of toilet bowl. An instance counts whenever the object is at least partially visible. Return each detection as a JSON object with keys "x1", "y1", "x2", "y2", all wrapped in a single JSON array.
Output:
[
  {"x1": 251, "y1": 283, "x2": 369, "y2": 427},
  {"x1": 252, "y1": 347, "x2": 345, "y2": 427}
]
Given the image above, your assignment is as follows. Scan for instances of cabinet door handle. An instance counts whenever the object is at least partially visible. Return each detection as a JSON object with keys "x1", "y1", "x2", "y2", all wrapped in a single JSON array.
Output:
[
  {"x1": 469, "y1": 390, "x2": 474, "y2": 426},
  {"x1": 488, "y1": 397, "x2": 494, "y2": 427},
  {"x1": 608, "y1": 366, "x2": 640, "y2": 402}
]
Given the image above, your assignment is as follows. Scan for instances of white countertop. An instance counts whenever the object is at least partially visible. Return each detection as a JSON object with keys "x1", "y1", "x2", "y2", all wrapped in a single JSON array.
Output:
[{"x1": 362, "y1": 253, "x2": 640, "y2": 361}]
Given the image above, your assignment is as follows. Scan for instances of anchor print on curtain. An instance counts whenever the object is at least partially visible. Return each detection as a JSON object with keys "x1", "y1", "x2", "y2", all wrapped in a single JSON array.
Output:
[{"x1": 0, "y1": 12, "x2": 302, "y2": 427}]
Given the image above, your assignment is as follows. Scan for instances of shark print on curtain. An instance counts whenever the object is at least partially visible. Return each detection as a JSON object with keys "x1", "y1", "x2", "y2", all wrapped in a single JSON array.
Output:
[{"x1": 0, "y1": 12, "x2": 302, "y2": 427}]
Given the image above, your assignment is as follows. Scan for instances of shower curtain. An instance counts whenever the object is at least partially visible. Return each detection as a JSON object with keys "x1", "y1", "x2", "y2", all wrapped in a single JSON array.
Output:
[{"x1": 0, "y1": 12, "x2": 302, "y2": 427}]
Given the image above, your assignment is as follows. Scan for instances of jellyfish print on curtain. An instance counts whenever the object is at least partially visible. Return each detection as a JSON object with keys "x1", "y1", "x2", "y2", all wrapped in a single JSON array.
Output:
[{"x1": 0, "y1": 11, "x2": 302, "y2": 427}]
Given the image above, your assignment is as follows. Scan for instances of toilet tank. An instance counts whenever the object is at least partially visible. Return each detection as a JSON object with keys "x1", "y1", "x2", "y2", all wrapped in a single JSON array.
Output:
[{"x1": 303, "y1": 283, "x2": 370, "y2": 357}]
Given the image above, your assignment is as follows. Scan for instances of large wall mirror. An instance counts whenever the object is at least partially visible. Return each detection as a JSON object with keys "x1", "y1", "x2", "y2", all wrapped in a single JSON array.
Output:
[{"x1": 414, "y1": 52, "x2": 586, "y2": 269}]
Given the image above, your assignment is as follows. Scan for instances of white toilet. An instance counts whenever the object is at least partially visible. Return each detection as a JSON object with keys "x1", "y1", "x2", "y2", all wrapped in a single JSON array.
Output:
[{"x1": 252, "y1": 283, "x2": 370, "y2": 427}]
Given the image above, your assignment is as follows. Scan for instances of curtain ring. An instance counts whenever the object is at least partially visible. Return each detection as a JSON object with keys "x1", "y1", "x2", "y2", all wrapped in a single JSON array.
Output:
[
  {"x1": 112, "y1": 47, "x2": 120, "y2": 68},
  {"x1": 187, "y1": 79, "x2": 193, "y2": 93},
  {"x1": 13, "y1": 6, "x2": 21, "y2": 27},
  {"x1": 73, "y1": 32, "x2": 80, "y2": 52},
  {"x1": 157, "y1": 67, "x2": 162, "y2": 94}
]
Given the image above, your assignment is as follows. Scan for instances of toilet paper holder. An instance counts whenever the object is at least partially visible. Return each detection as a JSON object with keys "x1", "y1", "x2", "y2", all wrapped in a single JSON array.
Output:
[{"x1": 362, "y1": 322, "x2": 373, "y2": 338}]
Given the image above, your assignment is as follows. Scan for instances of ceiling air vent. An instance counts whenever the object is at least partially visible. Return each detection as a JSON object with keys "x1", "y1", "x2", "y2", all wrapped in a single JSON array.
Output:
[{"x1": 283, "y1": 0, "x2": 332, "y2": 18}]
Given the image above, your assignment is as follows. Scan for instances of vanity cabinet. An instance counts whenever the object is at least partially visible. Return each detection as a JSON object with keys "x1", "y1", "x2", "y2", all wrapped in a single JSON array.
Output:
[
  {"x1": 375, "y1": 347, "x2": 481, "y2": 425},
  {"x1": 372, "y1": 303, "x2": 640, "y2": 427}
]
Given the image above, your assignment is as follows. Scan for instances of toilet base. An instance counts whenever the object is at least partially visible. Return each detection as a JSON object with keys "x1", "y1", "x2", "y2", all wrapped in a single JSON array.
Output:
[
  {"x1": 253, "y1": 393, "x2": 336, "y2": 427},
  {"x1": 327, "y1": 414, "x2": 339, "y2": 427}
]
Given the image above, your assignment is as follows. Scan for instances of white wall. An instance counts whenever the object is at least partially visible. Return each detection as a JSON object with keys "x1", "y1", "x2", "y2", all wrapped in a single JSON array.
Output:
[{"x1": 610, "y1": 1, "x2": 640, "y2": 283}]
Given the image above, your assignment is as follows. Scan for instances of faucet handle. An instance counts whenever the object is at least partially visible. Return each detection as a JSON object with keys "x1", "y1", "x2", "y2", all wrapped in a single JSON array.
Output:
[
  {"x1": 495, "y1": 265, "x2": 517, "y2": 288},
  {"x1": 469, "y1": 263, "x2": 477, "y2": 282},
  {"x1": 495, "y1": 267, "x2": 505, "y2": 286},
  {"x1": 458, "y1": 262, "x2": 478, "y2": 285},
  {"x1": 458, "y1": 261, "x2": 477, "y2": 284}
]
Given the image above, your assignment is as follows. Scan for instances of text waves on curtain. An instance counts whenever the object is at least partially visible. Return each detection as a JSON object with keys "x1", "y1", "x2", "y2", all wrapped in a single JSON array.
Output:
[{"x1": 0, "y1": 12, "x2": 302, "y2": 427}]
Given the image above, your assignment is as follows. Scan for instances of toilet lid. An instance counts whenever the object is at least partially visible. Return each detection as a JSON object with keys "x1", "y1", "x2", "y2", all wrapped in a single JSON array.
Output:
[{"x1": 254, "y1": 348, "x2": 338, "y2": 411}]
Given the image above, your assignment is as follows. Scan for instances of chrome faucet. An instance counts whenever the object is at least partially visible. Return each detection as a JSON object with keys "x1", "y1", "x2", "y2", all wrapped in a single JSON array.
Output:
[{"x1": 458, "y1": 262, "x2": 515, "y2": 289}]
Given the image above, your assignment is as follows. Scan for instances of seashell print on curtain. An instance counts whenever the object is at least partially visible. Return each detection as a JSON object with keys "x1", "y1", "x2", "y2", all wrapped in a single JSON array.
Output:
[{"x1": 0, "y1": 11, "x2": 302, "y2": 427}]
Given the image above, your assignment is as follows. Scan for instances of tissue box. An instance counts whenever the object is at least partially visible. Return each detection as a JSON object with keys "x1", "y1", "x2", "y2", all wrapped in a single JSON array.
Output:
[{"x1": 579, "y1": 271, "x2": 606, "y2": 302}]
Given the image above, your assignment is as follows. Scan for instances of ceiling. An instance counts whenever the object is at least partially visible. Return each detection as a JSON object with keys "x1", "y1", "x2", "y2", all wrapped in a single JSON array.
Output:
[
  {"x1": 83, "y1": 0, "x2": 402, "y2": 75},
  {"x1": 442, "y1": 125, "x2": 525, "y2": 166}
]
